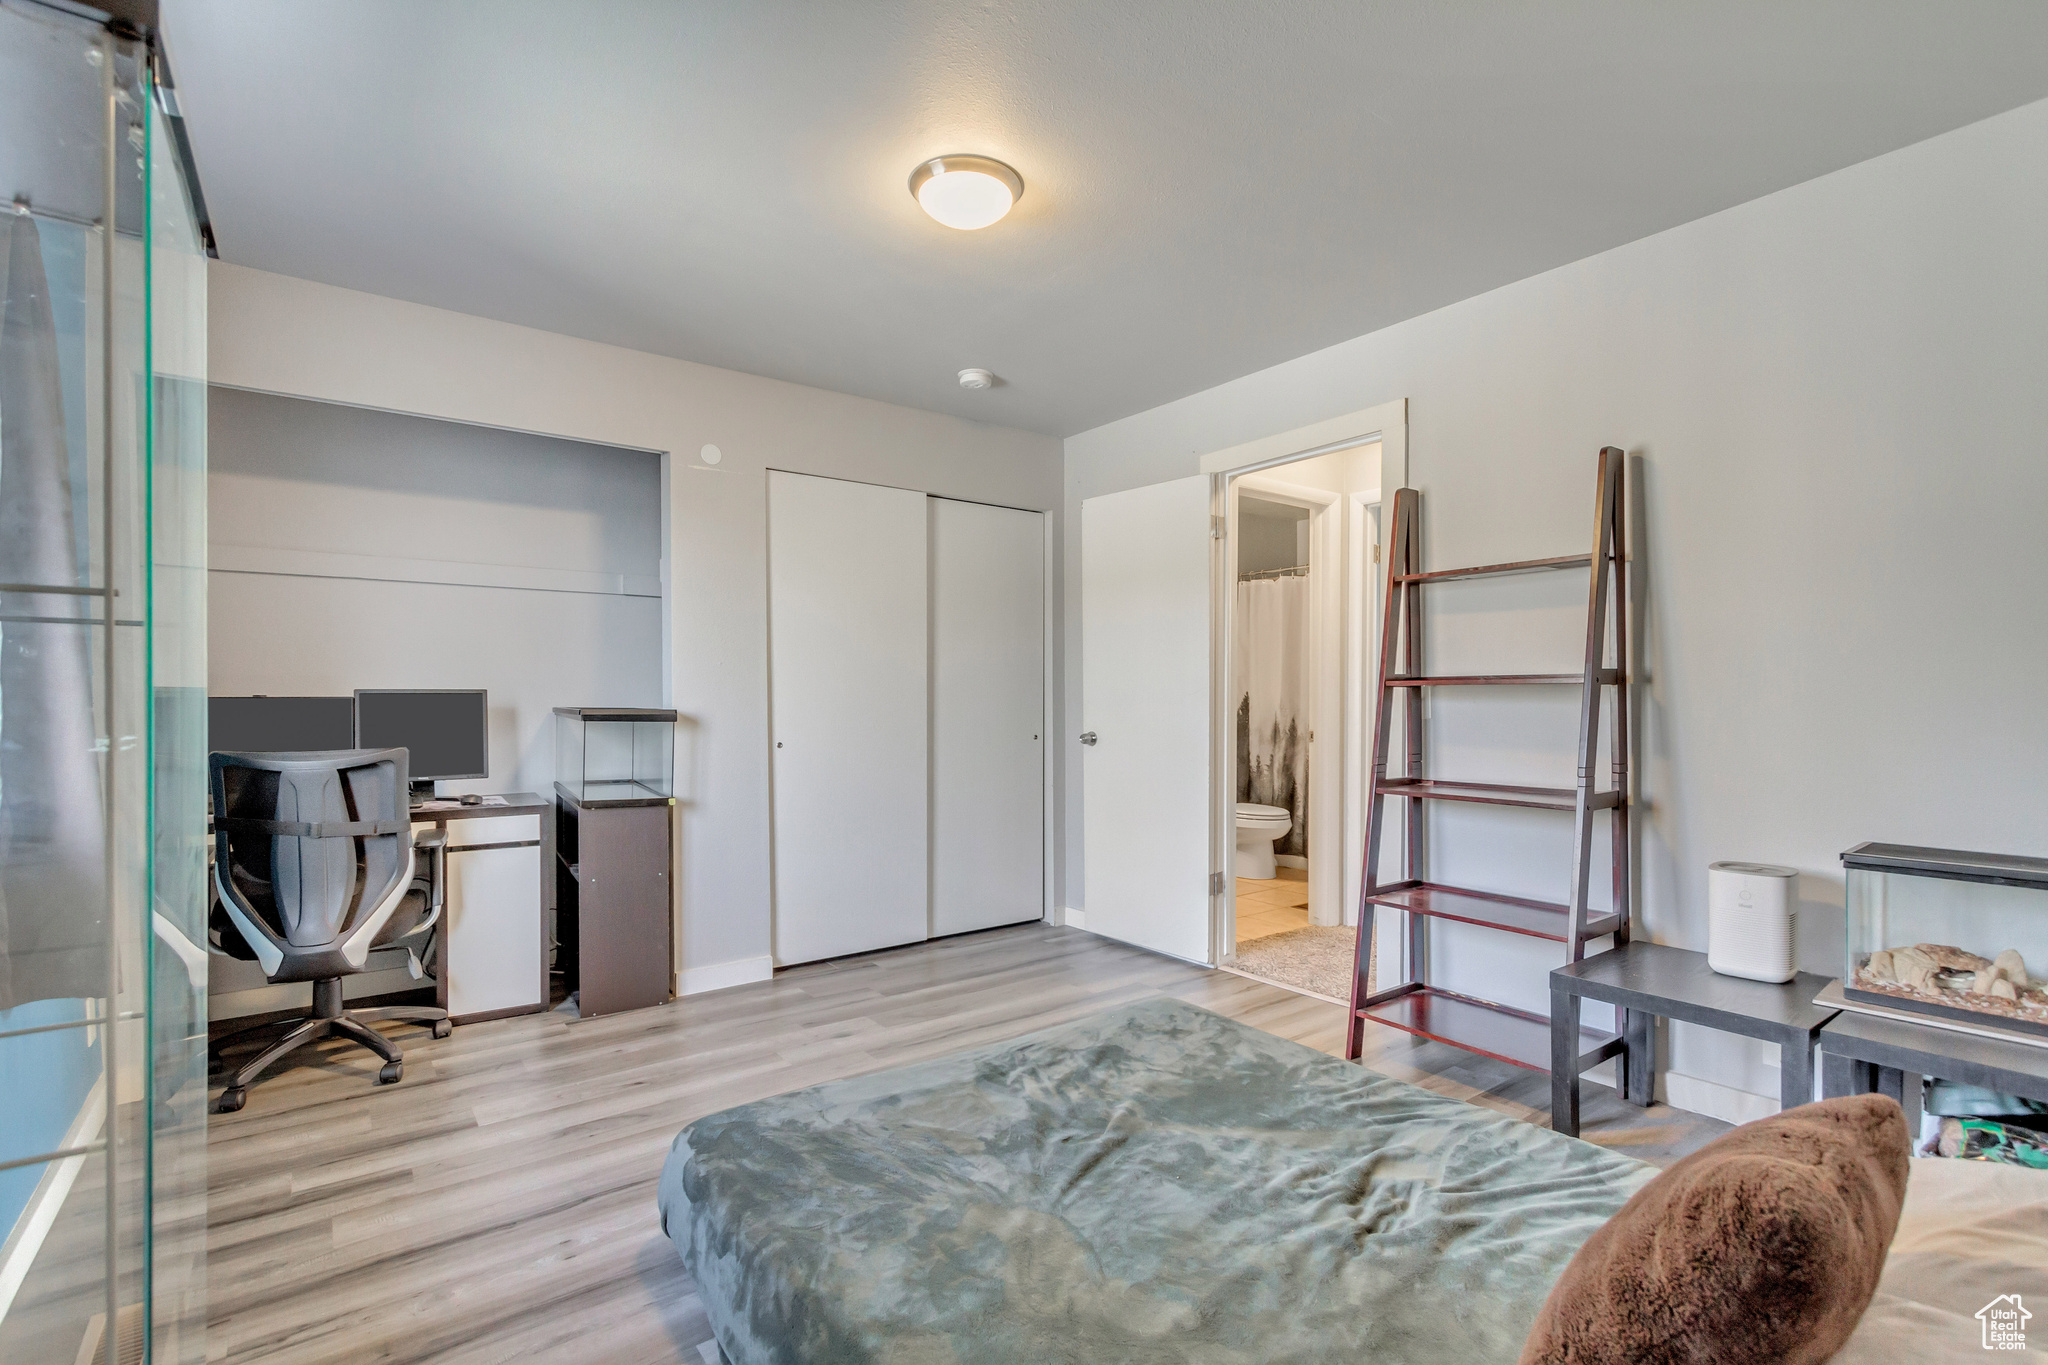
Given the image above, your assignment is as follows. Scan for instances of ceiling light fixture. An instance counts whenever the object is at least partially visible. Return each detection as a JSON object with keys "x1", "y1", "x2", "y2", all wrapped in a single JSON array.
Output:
[{"x1": 909, "y1": 155, "x2": 1023, "y2": 230}]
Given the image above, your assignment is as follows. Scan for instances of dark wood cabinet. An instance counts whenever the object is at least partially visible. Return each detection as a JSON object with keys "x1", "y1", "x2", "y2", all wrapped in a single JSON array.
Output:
[{"x1": 555, "y1": 788, "x2": 673, "y2": 1017}]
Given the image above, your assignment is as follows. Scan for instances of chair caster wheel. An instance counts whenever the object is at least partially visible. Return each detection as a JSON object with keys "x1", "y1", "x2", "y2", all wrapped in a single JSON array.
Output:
[
  {"x1": 378, "y1": 1061, "x2": 403, "y2": 1085},
  {"x1": 215, "y1": 1088, "x2": 247, "y2": 1114},
  {"x1": 432, "y1": 1019, "x2": 452, "y2": 1039}
]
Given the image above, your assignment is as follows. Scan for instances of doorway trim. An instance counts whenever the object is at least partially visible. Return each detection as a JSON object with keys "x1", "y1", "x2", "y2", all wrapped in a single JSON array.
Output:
[
  {"x1": 1199, "y1": 399, "x2": 1407, "y2": 967},
  {"x1": 1198, "y1": 398, "x2": 1408, "y2": 482}
]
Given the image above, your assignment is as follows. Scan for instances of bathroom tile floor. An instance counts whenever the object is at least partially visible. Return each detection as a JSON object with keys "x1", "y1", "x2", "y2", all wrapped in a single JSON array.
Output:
[{"x1": 1236, "y1": 867, "x2": 1310, "y2": 943}]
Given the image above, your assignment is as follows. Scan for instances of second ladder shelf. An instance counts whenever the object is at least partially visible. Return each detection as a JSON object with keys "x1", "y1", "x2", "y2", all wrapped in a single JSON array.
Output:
[{"x1": 1347, "y1": 447, "x2": 1642, "y2": 1089}]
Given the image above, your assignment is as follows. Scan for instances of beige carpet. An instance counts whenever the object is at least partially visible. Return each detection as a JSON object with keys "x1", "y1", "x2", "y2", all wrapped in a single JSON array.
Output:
[{"x1": 1229, "y1": 925, "x2": 1366, "y2": 1004}]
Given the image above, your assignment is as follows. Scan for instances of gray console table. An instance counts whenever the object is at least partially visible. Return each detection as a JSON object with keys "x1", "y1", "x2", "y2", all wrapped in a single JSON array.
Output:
[
  {"x1": 1550, "y1": 942, "x2": 1839, "y2": 1136},
  {"x1": 1818, "y1": 1006, "x2": 2048, "y2": 1138}
]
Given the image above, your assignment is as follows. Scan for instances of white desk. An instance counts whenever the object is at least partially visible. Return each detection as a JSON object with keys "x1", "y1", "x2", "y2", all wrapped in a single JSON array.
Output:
[
  {"x1": 207, "y1": 792, "x2": 550, "y2": 1023},
  {"x1": 416, "y1": 792, "x2": 549, "y2": 1023}
]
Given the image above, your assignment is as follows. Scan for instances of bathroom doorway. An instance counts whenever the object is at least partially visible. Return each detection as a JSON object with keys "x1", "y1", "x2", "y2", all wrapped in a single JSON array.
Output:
[
  {"x1": 1218, "y1": 452, "x2": 1380, "y2": 1002},
  {"x1": 1073, "y1": 399, "x2": 1404, "y2": 979}
]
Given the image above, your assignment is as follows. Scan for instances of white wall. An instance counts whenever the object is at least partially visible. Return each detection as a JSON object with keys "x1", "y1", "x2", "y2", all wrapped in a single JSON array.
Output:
[
  {"x1": 208, "y1": 262, "x2": 1063, "y2": 990},
  {"x1": 208, "y1": 387, "x2": 664, "y2": 797},
  {"x1": 1065, "y1": 98, "x2": 2048, "y2": 1115},
  {"x1": 1236, "y1": 499, "x2": 1306, "y2": 575}
]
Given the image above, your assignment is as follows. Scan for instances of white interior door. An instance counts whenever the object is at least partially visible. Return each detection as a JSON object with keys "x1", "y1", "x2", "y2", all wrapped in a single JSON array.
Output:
[
  {"x1": 768, "y1": 471, "x2": 929, "y2": 965},
  {"x1": 1081, "y1": 475, "x2": 1213, "y2": 963},
  {"x1": 930, "y1": 498, "x2": 1045, "y2": 937}
]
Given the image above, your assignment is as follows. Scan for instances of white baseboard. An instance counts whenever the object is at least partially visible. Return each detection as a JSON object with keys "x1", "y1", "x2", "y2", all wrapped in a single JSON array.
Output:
[
  {"x1": 1661, "y1": 1069, "x2": 1780, "y2": 1127},
  {"x1": 1273, "y1": 854, "x2": 1308, "y2": 869},
  {"x1": 1060, "y1": 907, "x2": 1087, "y2": 931},
  {"x1": 677, "y1": 955, "x2": 774, "y2": 997},
  {"x1": 0, "y1": 1077, "x2": 104, "y2": 1323},
  {"x1": 1576, "y1": 1056, "x2": 1779, "y2": 1127}
]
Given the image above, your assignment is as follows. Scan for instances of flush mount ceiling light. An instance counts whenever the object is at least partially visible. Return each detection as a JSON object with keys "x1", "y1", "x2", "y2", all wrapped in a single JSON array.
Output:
[{"x1": 909, "y1": 155, "x2": 1023, "y2": 230}]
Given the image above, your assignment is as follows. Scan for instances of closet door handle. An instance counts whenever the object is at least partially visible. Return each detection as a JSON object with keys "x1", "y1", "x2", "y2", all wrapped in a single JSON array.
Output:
[{"x1": 1079, "y1": 732, "x2": 1097, "y2": 746}]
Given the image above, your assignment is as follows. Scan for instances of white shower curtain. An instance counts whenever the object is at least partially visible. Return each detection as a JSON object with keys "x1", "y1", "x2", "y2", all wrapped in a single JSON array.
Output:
[{"x1": 1233, "y1": 575, "x2": 1309, "y2": 860}]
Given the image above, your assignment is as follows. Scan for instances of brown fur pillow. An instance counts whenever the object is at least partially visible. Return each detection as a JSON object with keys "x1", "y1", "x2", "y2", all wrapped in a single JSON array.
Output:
[{"x1": 1521, "y1": 1094, "x2": 1908, "y2": 1365}]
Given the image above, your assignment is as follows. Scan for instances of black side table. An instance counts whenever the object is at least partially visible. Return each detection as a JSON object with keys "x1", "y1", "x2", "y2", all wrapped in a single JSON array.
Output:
[
  {"x1": 1549, "y1": 942, "x2": 1839, "y2": 1137},
  {"x1": 1818, "y1": 1007, "x2": 2048, "y2": 1140}
]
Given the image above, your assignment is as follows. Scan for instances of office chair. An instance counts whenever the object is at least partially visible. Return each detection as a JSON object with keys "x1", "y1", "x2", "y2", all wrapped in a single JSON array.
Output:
[{"x1": 209, "y1": 748, "x2": 451, "y2": 1112}]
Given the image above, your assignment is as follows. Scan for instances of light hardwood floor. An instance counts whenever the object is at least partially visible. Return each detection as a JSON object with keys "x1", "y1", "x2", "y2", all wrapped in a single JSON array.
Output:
[{"x1": 206, "y1": 924, "x2": 1725, "y2": 1365}]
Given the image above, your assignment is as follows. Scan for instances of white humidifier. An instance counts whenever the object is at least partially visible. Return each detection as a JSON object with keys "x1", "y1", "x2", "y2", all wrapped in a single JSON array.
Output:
[{"x1": 1707, "y1": 862, "x2": 1800, "y2": 983}]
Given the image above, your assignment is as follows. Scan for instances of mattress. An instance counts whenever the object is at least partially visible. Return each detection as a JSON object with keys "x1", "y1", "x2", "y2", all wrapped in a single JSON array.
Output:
[
  {"x1": 1830, "y1": 1156, "x2": 2048, "y2": 1363},
  {"x1": 658, "y1": 996, "x2": 1655, "y2": 1364}
]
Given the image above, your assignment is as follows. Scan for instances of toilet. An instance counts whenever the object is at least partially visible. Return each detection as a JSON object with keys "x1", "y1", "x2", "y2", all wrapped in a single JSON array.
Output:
[{"x1": 1234, "y1": 803, "x2": 1292, "y2": 879}]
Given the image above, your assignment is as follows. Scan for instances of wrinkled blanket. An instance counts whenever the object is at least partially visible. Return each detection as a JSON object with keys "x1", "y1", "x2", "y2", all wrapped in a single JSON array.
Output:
[{"x1": 659, "y1": 997, "x2": 1652, "y2": 1364}]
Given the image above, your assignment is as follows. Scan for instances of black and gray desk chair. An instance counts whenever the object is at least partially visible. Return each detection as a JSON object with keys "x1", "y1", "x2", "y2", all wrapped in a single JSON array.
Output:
[{"x1": 210, "y1": 748, "x2": 450, "y2": 1112}]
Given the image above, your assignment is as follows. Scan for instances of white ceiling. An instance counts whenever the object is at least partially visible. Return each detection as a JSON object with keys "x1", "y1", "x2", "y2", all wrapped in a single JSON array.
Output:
[{"x1": 161, "y1": 2, "x2": 2048, "y2": 437}]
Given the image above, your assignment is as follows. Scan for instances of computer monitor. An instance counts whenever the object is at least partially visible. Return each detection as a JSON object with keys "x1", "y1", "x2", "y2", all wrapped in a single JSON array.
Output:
[
  {"x1": 354, "y1": 689, "x2": 489, "y2": 791},
  {"x1": 209, "y1": 695, "x2": 357, "y2": 753}
]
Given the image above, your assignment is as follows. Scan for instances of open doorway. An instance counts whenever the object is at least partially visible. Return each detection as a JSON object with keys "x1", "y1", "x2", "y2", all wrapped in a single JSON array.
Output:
[
  {"x1": 1074, "y1": 399, "x2": 1405, "y2": 979},
  {"x1": 1218, "y1": 447, "x2": 1381, "y2": 1003}
]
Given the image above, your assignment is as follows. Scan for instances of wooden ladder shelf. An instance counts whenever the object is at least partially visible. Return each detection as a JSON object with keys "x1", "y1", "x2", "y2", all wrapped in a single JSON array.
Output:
[{"x1": 1346, "y1": 448, "x2": 1642, "y2": 1085}]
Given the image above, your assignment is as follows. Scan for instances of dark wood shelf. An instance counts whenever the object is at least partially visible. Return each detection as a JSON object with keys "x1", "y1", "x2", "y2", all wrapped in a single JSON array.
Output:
[
  {"x1": 1385, "y1": 669, "x2": 1618, "y2": 686},
  {"x1": 1346, "y1": 455, "x2": 1635, "y2": 1081},
  {"x1": 1375, "y1": 777, "x2": 1621, "y2": 811},
  {"x1": 1366, "y1": 880, "x2": 1621, "y2": 942},
  {"x1": 1395, "y1": 553, "x2": 1592, "y2": 584},
  {"x1": 1358, "y1": 986, "x2": 1618, "y2": 1072}
]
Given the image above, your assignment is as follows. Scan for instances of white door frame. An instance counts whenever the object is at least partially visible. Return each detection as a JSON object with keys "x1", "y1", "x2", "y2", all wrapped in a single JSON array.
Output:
[
  {"x1": 1342, "y1": 491, "x2": 1383, "y2": 932},
  {"x1": 1042, "y1": 510, "x2": 1058, "y2": 925},
  {"x1": 1199, "y1": 399, "x2": 1407, "y2": 967}
]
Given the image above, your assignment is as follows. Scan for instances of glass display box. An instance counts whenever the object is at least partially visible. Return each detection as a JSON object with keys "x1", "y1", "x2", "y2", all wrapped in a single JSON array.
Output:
[
  {"x1": 554, "y1": 707, "x2": 678, "y2": 806},
  {"x1": 1843, "y1": 843, "x2": 2048, "y2": 1042},
  {"x1": 0, "y1": 5, "x2": 212, "y2": 1360}
]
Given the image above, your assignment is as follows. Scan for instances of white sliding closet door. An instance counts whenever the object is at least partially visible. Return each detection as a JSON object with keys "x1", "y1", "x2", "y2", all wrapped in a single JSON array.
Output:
[
  {"x1": 768, "y1": 471, "x2": 929, "y2": 966},
  {"x1": 930, "y1": 498, "x2": 1044, "y2": 938},
  {"x1": 1081, "y1": 475, "x2": 1213, "y2": 964}
]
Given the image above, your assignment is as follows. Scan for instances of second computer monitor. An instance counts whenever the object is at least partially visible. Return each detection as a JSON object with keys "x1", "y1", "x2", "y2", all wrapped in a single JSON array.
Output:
[{"x1": 354, "y1": 689, "x2": 489, "y2": 782}]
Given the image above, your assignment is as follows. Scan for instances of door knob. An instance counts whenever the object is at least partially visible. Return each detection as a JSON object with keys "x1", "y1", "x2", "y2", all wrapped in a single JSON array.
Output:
[{"x1": 1079, "y1": 732, "x2": 1097, "y2": 746}]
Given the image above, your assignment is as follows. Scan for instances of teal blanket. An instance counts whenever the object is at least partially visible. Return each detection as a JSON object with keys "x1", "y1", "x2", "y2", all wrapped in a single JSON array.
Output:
[{"x1": 659, "y1": 997, "x2": 1651, "y2": 1364}]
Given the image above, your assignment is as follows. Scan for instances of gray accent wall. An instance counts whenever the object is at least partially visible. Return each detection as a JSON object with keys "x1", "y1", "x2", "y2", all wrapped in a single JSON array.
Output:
[
  {"x1": 1064, "y1": 97, "x2": 2048, "y2": 1114},
  {"x1": 207, "y1": 387, "x2": 665, "y2": 800}
]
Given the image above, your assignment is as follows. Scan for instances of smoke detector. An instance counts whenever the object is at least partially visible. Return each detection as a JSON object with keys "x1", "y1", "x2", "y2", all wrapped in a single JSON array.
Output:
[{"x1": 958, "y1": 368, "x2": 996, "y2": 390}]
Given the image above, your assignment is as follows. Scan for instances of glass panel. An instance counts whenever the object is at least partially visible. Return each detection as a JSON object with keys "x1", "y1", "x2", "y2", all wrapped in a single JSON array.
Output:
[
  {"x1": 145, "y1": 73, "x2": 208, "y2": 1365},
  {"x1": 0, "y1": 8, "x2": 130, "y2": 1358},
  {"x1": 631, "y1": 720, "x2": 674, "y2": 796},
  {"x1": 0, "y1": 7, "x2": 206, "y2": 1361}
]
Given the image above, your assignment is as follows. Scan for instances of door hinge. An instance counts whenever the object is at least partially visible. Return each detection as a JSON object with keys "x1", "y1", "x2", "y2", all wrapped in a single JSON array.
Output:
[
  {"x1": 1211, "y1": 515, "x2": 1227, "y2": 540},
  {"x1": 1372, "y1": 543, "x2": 1381, "y2": 563},
  {"x1": 1210, "y1": 871, "x2": 1226, "y2": 896}
]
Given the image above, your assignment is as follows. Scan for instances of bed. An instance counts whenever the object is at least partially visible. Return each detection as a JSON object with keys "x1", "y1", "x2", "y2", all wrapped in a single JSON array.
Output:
[
  {"x1": 1833, "y1": 1155, "x2": 2048, "y2": 1364},
  {"x1": 659, "y1": 996, "x2": 2048, "y2": 1364},
  {"x1": 659, "y1": 997, "x2": 1654, "y2": 1364}
]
